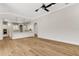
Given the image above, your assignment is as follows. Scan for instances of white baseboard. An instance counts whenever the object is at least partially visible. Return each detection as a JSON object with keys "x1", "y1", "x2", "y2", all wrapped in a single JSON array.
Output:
[{"x1": 38, "y1": 32, "x2": 79, "y2": 45}]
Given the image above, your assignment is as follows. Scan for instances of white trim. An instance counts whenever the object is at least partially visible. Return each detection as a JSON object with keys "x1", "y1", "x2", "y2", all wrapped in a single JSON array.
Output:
[
  {"x1": 38, "y1": 32, "x2": 79, "y2": 46},
  {"x1": 0, "y1": 12, "x2": 32, "y2": 19}
]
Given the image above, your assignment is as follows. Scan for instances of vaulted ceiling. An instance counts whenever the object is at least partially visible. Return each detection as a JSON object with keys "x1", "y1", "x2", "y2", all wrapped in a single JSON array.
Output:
[{"x1": 0, "y1": 3, "x2": 74, "y2": 23}]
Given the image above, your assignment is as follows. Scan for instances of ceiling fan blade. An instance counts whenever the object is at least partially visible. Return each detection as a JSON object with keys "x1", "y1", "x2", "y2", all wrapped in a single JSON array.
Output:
[
  {"x1": 35, "y1": 3, "x2": 46, "y2": 12},
  {"x1": 46, "y1": 3, "x2": 56, "y2": 8},
  {"x1": 35, "y1": 7, "x2": 41, "y2": 12},
  {"x1": 35, "y1": 9, "x2": 39, "y2": 12},
  {"x1": 44, "y1": 8, "x2": 49, "y2": 12},
  {"x1": 41, "y1": 3, "x2": 46, "y2": 8}
]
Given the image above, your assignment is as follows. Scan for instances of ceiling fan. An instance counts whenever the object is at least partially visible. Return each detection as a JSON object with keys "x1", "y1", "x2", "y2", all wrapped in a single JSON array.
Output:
[{"x1": 35, "y1": 3, "x2": 56, "y2": 12}]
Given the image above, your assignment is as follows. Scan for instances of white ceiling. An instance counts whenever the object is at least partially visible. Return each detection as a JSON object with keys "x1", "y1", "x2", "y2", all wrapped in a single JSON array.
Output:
[{"x1": 0, "y1": 3, "x2": 74, "y2": 22}]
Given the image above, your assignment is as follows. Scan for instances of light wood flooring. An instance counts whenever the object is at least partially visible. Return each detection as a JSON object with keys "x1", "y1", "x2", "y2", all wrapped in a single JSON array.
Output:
[{"x1": 0, "y1": 37, "x2": 79, "y2": 56}]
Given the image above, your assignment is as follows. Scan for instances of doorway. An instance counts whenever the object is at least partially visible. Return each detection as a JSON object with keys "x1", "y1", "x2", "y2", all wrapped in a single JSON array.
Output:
[
  {"x1": 34, "y1": 22, "x2": 38, "y2": 37},
  {"x1": 19, "y1": 25, "x2": 23, "y2": 32}
]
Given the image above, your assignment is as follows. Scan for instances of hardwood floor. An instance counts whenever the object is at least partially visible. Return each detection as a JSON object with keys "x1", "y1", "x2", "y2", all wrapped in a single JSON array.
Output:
[{"x1": 0, "y1": 37, "x2": 79, "y2": 56}]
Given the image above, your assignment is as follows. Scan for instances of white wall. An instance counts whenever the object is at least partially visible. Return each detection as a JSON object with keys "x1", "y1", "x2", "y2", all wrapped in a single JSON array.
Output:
[
  {"x1": 36, "y1": 4, "x2": 79, "y2": 45},
  {"x1": 0, "y1": 19, "x2": 3, "y2": 40}
]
